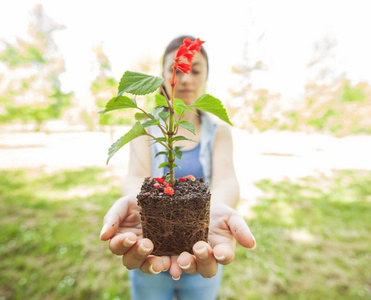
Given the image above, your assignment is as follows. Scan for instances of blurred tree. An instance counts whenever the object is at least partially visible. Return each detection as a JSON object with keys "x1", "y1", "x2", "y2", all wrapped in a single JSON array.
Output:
[
  {"x1": 90, "y1": 43, "x2": 134, "y2": 130},
  {"x1": 90, "y1": 45, "x2": 160, "y2": 132},
  {"x1": 227, "y1": 20, "x2": 282, "y2": 132},
  {"x1": 302, "y1": 35, "x2": 371, "y2": 135},
  {"x1": 227, "y1": 31, "x2": 371, "y2": 136},
  {"x1": 0, "y1": 4, "x2": 72, "y2": 130}
]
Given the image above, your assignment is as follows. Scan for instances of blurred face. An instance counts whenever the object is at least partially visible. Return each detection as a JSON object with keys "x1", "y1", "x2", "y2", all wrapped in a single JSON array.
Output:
[{"x1": 162, "y1": 50, "x2": 208, "y2": 105}]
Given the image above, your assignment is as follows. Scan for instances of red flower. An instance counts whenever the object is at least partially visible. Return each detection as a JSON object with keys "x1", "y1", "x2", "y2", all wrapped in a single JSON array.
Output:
[
  {"x1": 171, "y1": 38, "x2": 205, "y2": 85},
  {"x1": 155, "y1": 177, "x2": 165, "y2": 184},
  {"x1": 179, "y1": 177, "x2": 187, "y2": 182},
  {"x1": 164, "y1": 186, "x2": 174, "y2": 195}
]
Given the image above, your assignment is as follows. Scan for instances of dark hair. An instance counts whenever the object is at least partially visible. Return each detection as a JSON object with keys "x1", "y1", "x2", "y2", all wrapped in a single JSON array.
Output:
[{"x1": 161, "y1": 35, "x2": 209, "y2": 99}]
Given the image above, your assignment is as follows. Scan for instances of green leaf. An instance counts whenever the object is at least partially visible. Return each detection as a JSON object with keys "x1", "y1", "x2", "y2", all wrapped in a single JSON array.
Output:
[
  {"x1": 142, "y1": 119, "x2": 160, "y2": 128},
  {"x1": 175, "y1": 98, "x2": 197, "y2": 115},
  {"x1": 158, "y1": 162, "x2": 171, "y2": 169},
  {"x1": 171, "y1": 136, "x2": 196, "y2": 143},
  {"x1": 154, "y1": 151, "x2": 169, "y2": 158},
  {"x1": 134, "y1": 112, "x2": 149, "y2": 120},
  {"x1": 155, "y1": 94, "x2": 168, "y2": 107},
  {"x1": 173, "y1": 98, "x2": 197, "y2": 116},
  {"x1": 118, "y1": 71, "x2": 164, "y2": 96},
  {"x1": 99, "y1": 96, "x2": 137, "y2": 114},
  {"x1": 177, "y1": 120, "x2": 195, "y2": 135},
  {"x1": 174, "y1": 147, "x2": 183, "y2": 159},
  {"x1": 158, "y1": 162, "x2": 180, "y2": 170},
  {"x1": 192, "y1": 94, "x2": 232, "y2": 125},
  {"x1": 159, "y1": 111, "x2": 170, "y2": 122},
  {"x1": 152, "y1": 137, "x2": 167, "y2": 143},
  {"x1": 106, "y1": 121, "x2": 147, "y2": 164},
  {"x1": 150, "y1": 107, "x2": 164, "y2": 121}
]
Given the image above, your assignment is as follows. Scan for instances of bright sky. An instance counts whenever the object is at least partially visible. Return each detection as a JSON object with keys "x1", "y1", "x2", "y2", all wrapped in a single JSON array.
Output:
[{"x1": 1, "y1": 0, "x2": 370, "y2": 102}]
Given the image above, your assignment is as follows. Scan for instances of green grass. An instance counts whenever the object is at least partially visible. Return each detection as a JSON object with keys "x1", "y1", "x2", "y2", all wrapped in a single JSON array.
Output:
[
  {"x1": 221, "y1": 170, "x2": 371, "y2": 300},
  {"x1": 1, "y1": 168, "x2": 370, "y2": 299}
]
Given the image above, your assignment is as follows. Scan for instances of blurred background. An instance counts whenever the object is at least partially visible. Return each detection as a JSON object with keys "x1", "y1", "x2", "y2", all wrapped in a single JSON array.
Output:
[{"x1": 0, "y1": 0, "x2": 370, "y2": 299}]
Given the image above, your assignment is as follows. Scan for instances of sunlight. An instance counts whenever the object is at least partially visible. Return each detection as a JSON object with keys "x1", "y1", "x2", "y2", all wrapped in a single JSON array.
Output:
[{"x1": 289, "y1": 228, "x2": 315, "y2": 244}]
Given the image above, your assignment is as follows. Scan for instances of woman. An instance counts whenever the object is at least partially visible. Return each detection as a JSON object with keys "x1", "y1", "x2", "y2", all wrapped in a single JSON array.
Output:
[{"x1": 99, "y1": 35, "x2": 256, "y2": 300}]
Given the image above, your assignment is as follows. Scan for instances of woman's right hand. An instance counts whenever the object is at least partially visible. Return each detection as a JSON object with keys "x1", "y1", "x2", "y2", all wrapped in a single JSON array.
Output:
[{"x1": 99, "y1": 195, "x2": 171, "y2": 275}]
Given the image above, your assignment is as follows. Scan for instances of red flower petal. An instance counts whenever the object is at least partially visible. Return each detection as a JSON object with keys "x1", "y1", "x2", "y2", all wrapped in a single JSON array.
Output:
[
  {"x1": 177, "y1": 63, "x2": 192, "y2": 74},
  {"x1": 153, "y1": 183, "x2": 162, "y2": 188},
  {"x1": 176, "y1": 44, "x2": 188, "y2": 59},
  {"x1": 183, "y1": 37, "x2": 192, "y2": 47},
  {"x1": 179, "y1": 177, "x2": 187, "y2": 182},
  {"x1": 155, "y1": 177, "x2": 165, "y2": 184}
]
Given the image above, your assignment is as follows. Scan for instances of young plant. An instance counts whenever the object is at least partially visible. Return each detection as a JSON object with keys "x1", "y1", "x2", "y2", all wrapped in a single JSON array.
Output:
[{"x1": 100, "y1": 38, "x2": 232, "y2": 186}]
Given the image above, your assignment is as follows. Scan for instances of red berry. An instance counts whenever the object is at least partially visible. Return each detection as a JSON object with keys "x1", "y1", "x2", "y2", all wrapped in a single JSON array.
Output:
[
  {"x1": 155, "y1": 177, "x2": 165, "y2": 184},
  {"x1": 153, "y1": 183, "x2": 162, "y2": 188},
  {"x1": 164, "y1": 186, "x2": 174, "y2": 195},
  {"x1": 179, "y1": 177, "x2": 187, "y2": 182},
  {"x1": 187, "y1": 175, "x2": 196, "y2": 181}
]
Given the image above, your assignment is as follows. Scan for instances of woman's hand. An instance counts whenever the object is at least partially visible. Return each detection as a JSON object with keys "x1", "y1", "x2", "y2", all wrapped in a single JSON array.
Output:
[
  {"x1": 176, "y1": 202, "x2": 256, "y2": 278},
  {"x1": 99, "y1": 195, "x2": 171, "y2": 275},
  {"x1": 100, "y1": 198, "x2": 255, "y2": 279}
]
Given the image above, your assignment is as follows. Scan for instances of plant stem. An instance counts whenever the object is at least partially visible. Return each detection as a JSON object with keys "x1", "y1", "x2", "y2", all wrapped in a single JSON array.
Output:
[{"x1": 167, "y1": 67, "x2": 178, "y2": 185}]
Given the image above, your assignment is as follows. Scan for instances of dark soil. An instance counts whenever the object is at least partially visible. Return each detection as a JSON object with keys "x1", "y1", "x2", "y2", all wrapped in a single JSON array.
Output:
[{"x1": 137, "y1": 176, "x2": 211, "y2": 256}]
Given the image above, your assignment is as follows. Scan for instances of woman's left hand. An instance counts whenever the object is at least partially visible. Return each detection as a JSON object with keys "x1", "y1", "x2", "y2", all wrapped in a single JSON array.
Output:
[{"x1": 170, "y1": 203, "x2": 256, "y2": 279}]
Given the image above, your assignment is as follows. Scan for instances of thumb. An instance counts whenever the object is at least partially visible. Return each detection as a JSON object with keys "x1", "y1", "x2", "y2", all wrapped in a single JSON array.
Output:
[
  {"x1": 99, "y1": 196, "x2": 133, "y2": 241},
  {"x1": 228, "y1": 213, "x2": 256, "y2": 250}
]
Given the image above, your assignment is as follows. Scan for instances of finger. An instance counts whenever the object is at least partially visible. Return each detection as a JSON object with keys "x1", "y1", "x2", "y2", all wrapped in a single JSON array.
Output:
[
  {"x1": 229, "y1": 213, "x2": 256, "y2": 249},
  {"x1": 100, "y1": 196, "x2": 132, "y2": 241},
  {"x1": 122, "y1": 238, "x2": 153, "y2": 270},
  {"x1": 178, "y1": 252, "x2": 197, "y2": 275},
  {"x1": 108, "y1": 232, "x2": 138, "y2": 255},
  {"x1": 161, "y1": 256, "x2": 171, "y2": 272},
  {"x1": 140, "y1": 256, "x2": 166, "y2": 275},
  {"x1": 212, "y1": 243, "x2": 235, "y2": 265},
  {"x1": 169, "y1": 256, "x2": 182, "y2": 280},
  {"x1": 193, "y1": 241, "x2": 218, "y2": 278}
]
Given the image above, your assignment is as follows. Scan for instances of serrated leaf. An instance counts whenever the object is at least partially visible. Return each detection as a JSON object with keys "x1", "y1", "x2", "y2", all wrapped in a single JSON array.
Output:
[
  {"x1": 100, "y1": 95, "x2": 137, "y2": 114},
  {"x1": 107, "y1": 121, "x2": 147, "y2": 164},
  {"x1": 177, "y1": 120, "x2": 195, "y2": 135},
  {"x1": 134, "y1": 112, "x2": 149, "y2": 120},
  {"x1": 154, "y1": 151, "x2": 169, "y2": 158},
  {"x1": 155, "y1": 94, "x2": 168, "y2": 107},
  {"x1": 142, "y1": 119, "x2": 160, "y2": 128},
  {"x1": 118, "y1": 71, "x2": 164, "y2": 96},
  {"x1": 192, "y1": 94, "x2": 232, "y2": 125}
]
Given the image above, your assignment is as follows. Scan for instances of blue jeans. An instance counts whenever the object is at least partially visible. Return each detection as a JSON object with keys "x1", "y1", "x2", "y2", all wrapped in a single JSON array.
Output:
[{"x1": 128, "y1": 266, "x2": 223, "y2": 300}]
